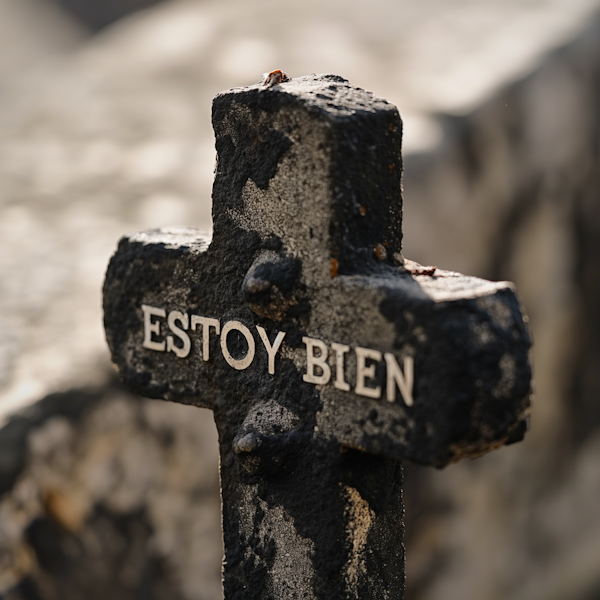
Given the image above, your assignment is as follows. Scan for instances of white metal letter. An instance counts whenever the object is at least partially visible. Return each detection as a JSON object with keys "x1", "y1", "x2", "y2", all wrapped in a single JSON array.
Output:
[
  {"x1": 384, "y1": 354, "x2": 414, "y2": 406},
  {"x1": 256, "y1": 326, "x2": 286, "y2": 375},
  {"x1": 221, "y1": 321, "x2": 256, "y2": 370},
  {"x1": 355, "y1": 347, "x2": 382, "y2": 399},
  {"x1": 191, "y1": 316, "x2": 221, "y2": 361},
  {"x1": 166, "y1": 310, "x2": 191, "y2": 358},
  {"x1": 331, "y1": 342, "x2": 350, "y2": 391},
  {"x1": 302, "y1": 337, "x2": 331, "y2": 385},
  {"x1": 142, "y1": 304, "x2": 166, "y2": 352}
]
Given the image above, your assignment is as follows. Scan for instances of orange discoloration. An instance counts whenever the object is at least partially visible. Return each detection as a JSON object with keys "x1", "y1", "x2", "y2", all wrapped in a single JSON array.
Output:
[
  {"x1": 44, "y1": 488, "x2": 87, "y2": 532},
  {"x1": 261, "y1": 69, "x2": 290, "y2": 87},
  {"x1": 330, "y1": 258, "x2": 339, "y2": 278},
  {"x1": 360, "y1": 206, "x2": 366, "y2": 216},
  {"x1": 404, "y1": 259, "x2": 437, "y2": 276},
  {"x1": 374, "y1": 243, "x2": 387, "y2": 261}
]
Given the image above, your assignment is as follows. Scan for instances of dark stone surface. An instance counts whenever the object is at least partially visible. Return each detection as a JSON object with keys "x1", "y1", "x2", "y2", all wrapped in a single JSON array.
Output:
[{"x1": 103, "y1": 74, "x2": 532, "y2": 599}]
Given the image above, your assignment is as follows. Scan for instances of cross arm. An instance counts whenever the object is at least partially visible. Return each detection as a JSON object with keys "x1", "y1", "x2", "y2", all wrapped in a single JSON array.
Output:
[
  {"x1": 103, "y1": 227, "x2": 222, "y2": 409},
  {"x1": 309, "y1": 268, "x2": 531, "y2": 468},
  {"x1": 103, "y1": 226, "x2": 531, "y2": 468},
  {"x1": 103, "y1": 73, "x2": 531, "y2": 470}
]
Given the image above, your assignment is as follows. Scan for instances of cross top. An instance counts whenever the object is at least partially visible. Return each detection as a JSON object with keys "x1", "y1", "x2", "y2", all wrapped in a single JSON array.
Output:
[
  {"x1": 103, "y1": 74, "x2": 531, "y2": 600},
  {"x1": 211, "y1": 73, "x2": 403, "y2": 281}
]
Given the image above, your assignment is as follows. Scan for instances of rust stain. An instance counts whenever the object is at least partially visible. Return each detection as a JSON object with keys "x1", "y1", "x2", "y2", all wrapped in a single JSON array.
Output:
[
  {"x1": 340, "y1": 440, "x2": 368, "y2": 453},
  {"x1": 360, "y1": 206, "x2": 366, "y2": 216},
  {"x1": 261, "y1": 69, "x2": 290, "y2": 87},
  {"x1": 330, "y1": 258, "x2": 339, "y2": 278},
  {"x1": 373, "y1": 243, "x2": 387, "y2": 261},
  {"x1": 404, "y1": 259, "x2": 436, "y2": 276}
]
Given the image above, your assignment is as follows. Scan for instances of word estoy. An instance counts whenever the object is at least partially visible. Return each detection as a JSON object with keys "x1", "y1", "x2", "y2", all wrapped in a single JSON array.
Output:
[{"x1": 142, "y1": 305, "x2": 414, "y2": 406}]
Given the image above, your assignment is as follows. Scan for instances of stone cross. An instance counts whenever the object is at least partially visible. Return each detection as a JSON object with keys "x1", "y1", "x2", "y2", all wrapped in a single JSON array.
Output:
[{"x1": 103, "y1": 74, "x2": 532, "y2": 600}]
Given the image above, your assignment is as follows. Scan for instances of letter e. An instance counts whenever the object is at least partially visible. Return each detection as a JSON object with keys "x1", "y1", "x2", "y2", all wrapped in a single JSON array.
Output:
[
  {"x1": 355, "y1": 347, "x2": 382, "y2": 399},
  {"x1": 142, "y1": 305, "x2": 166, "y2": 352}
]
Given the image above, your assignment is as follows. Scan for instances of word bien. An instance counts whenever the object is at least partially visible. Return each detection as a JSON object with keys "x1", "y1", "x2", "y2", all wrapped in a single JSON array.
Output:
[{"x1": 142, "y1": 305, "x2": 414, "y2": 406}]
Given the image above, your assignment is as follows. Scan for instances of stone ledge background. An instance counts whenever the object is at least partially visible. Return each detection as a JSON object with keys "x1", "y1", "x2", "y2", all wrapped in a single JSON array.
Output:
[{"x1": 0, "y1": 1, "x2": 598, "y2": 598}]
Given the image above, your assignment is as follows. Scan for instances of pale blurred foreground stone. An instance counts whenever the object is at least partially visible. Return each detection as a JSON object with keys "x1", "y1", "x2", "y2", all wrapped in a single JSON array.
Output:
[{"x1": 0, "y1": 385, "x2": 221, "y2": 600}]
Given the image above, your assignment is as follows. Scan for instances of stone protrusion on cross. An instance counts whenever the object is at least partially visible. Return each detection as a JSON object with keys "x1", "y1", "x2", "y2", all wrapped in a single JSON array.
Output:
[{"x1": 103, "y1": 74, "x2": 532, "y2": 600}]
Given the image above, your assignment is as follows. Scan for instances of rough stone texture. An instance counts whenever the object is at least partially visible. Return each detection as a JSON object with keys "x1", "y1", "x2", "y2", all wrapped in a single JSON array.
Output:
[
  {"x1": 103, "y1": 75, "x2": 530, "y2": 599},
  {"x1": 0, "y1": 0, "x2": 598, "y2": 599},
  {"x1": 104, "y1": 76, "x2": 531, "y2": 466}
]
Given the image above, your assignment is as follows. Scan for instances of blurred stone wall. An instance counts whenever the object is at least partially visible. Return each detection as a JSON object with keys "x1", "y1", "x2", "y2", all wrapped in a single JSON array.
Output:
[
  {"x1": 48, "y1": 0, "x2": 162, "y2": 31},
  {"x1": 0, "y1": 0, "x2": 86, "y2": 95},
  {"x1": 0, "y1": 1, "x2": 598, "y2": 599},
  {"x1": 401, "y1": 16, "x2": 600, "y2": 600}
]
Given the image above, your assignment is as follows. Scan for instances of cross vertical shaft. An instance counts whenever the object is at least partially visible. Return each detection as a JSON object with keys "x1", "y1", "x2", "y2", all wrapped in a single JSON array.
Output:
[
  {"x1": 103, "y1": 74, "x2": 531, "y2": 600},
  {"x1": 216, "y1": 404, "x2": 404, "y2": 599}
]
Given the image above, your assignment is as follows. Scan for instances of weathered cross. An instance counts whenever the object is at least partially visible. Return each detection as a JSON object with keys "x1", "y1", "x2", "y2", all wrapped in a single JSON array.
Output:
[{"x1": 103, "y1": 74, "x2": 531, "y2": 600}]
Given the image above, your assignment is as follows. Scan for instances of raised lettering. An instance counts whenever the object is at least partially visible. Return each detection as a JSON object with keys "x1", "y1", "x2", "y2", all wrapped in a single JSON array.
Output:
[
  {"x1": 384, "y1": 354, "x2": 414, "y2": 406},
  {"x1": 146, "y1": 305, "x2": 416, "y2": 400},
  {"x1": 355, "y1": 347, "x2": 382, "y2": 398},
  {"x1": 142, "y1": 304, "x2": 166, "y2": 351},
  {"x1": 191, "y1": 316, "x2": 220, "y2": 361},
  {"x1": 166, "y1": 310, "x2": 191, "y2": 358},
  {"x1": 221, "y1": 321, "x2": 255, "y2": 370},
  {"x1": 256, "y1": 326, "x2": 286, "y2": 375},
  {"x1": 331, "y1": 342, "x2": 350, "y2": 391},
  {"x1": 302, "y1": 337, "x2": 331, "y2": 385}
]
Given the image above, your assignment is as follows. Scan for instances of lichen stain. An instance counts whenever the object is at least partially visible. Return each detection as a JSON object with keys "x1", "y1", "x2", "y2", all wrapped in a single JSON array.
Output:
[
  {"x1": 259, "y1": 501, "x2": 316, "y2": 600},
  {"x1": 239, "y1": 491, "x2": 316, "y2": 600},
  {"x1": 477, "y1": 295, "x2": 514, "y2": 329},
  {"x1": 493, "y1": 353, "x2": 516, "y2": 399},
  {"x1": 343, "y1": 485, "x2": 374, "y2": 596}
]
